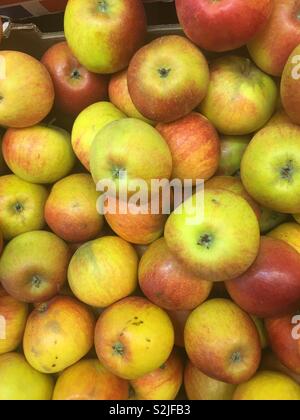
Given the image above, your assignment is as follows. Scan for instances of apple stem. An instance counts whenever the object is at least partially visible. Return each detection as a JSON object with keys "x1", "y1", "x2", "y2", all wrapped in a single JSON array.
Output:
[
  {"x1": 98, "y1": 0, "x2": 108, "y2": 12},
  {"x1": 112, "y1": 342, "x2": 125, "y2": 356},
  {"x1": 231, "y1": 351, "x2": 242, "y2": 363},
  {"x1": 158, "y1": 68, "x2": 171, "y2": 79},
  {"x1": 14, "y1": 202, "x2": 24, "y2": 213},
  {"x1": 71, "y1": 69, "x2": 81, "y2": 80},
  {"x1": 280, "y1": 160, "x2": 294, "y2": 182},
  {"x1": 198, "y1": 233, "x2": 214, "y2": 249},
  {"x1": 31, "y1": 275, "x2": 43, "y2": 289}
]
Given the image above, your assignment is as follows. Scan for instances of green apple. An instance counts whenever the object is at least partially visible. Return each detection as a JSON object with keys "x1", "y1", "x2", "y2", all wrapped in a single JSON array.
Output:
[{"x1": 217, "y1": 135, "x2": 251, "y2": 176}]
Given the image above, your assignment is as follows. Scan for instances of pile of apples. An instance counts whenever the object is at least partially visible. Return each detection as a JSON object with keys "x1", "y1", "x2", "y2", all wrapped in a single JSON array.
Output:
[{"x1": 1, "y1": 0, "x2": 300, "y2": 401}]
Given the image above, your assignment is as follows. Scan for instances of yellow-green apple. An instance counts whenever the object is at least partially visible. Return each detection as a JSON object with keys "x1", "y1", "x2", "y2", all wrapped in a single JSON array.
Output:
[
  {"x1": 45, "y1": 173, "x2": 104, "y2": 243},
  {"x1": 0, "y1": 353, "x2": 54, "y2": 400},
  {"x1": 265, "y1": 312, "x2": 300, "y2": 374},
  {"x1": 3, "y1": 125, "x2": 75, "y2": 184},
  {"x1": 248, "y1": 0, "x2": 300, "y2": 76},
  {"x1": 268, "y1": 223, "x2": 300, "y2": 253},
  {"x1": 184, "y1": 361, "x2": 236, "y2": 401},
  {"x1": 95, "y1": 296, "x2": 174, "y2": 380},
  {"x1": 41, "y1": 42, "x2": 108, "y2": 116},
  {"x1": 281, "y1": 44, "x2": 300, "y2": 124},
  {"x1": 130, "y1": 350, "x2": 183, "y2": 400},
  {"x1": 71, "y1": 101, "x2": 126, "y2": 170},
  {"x1": 164, "y1": 189, "x2": 260, "y2": 282},
  {"x1": 138, "y1": 238, "x2": 212, "y2": 311},
  {"x1": 0, "y1": 175, "x2": 48, "y2": 240},
  {"x1": 251, "y1": 316, "x2": 268, "y2": 349},
  {"x1": 166, "y1": 310, "x2": 190, "y2": 348},
  {"x1": 0, "y1": 134, "x2": 9, "y2": 175},
  {"x1": 226, "y1": 237, "x2": 300, "y2": 318},
  {"x1": 0, "y1": 51, "x2": 54, "y2": 128},
  {"x1": 68, "y1": 236, "x2": 138, "y2": 308},
  {"x1": 109, "y1": 70, "x2": 153, "y2": 125},
  {"x1": 90, "y1": 118, "x2": 172, "y2": 195},
  {"x1": 176, "y1": 0, "x2": 273, "y2": 52},
  {"x1": 64, "y1": 0, "x2": 146, "y2": 74},
  {"x1": 261, "y1": 350, "x2": 300, "y2": 384},
  {"x1": 184, "y1": 298, "x2": 261, "y2": 384},
  {"x1": 205, "y1": 175, "x2": 261, "y2": 220},
  {"x1": 128, "y1": 35, "x2": 209, "y2": 123},
  {"x1": 217, "y1": 135, "x2": 251, "y2": 176},
  {"x1": 0, "y1": 287, "x2": 28, "y2": 354},
  {"x1": 0, "y1": 230, "x2": 70, "y2": 303},
  {"x1": 241, "y1": 124, "x2": 300, "y2": 213},
  {"x1": 259, "y1": 207, "x2": 289, "y2": 234},
  {"x1": 53, "y1": 359, "x2": 129, "y2": 400},
  {"x1": 199, "y1": 56, "x2": 278, "y2": 135},
  {"x1": 233, "y1": 371, "x2": 300, "y2": 400},
  {"x1": 156, "y1": 113, "x2": 220, "y2": 184},
  {"x1": 23, "y1": 296, "x2": 95, "y2": 374}
]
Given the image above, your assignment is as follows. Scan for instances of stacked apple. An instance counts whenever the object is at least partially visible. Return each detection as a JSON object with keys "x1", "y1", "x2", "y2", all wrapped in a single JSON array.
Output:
[{"x1": 1, "y1": 0, "x2": 300, "y2": 401}]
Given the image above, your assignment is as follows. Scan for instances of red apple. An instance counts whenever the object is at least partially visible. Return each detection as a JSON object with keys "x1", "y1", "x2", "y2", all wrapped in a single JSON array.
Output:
[
  {"x1": 41, "y1": 42, "x2": 108, "y2": 116},
  {"x1": 176, "y1": 0, "x2": 273, "y2": 52},
  {"x1": 226, "y1": 237, "x2": 300, "y2": 318}
]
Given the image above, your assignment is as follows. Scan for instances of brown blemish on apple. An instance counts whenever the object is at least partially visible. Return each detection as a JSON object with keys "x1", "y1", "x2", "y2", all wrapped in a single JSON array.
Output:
[{"x1": 46, "y1": 320, "x2": 62, "y2": 334}]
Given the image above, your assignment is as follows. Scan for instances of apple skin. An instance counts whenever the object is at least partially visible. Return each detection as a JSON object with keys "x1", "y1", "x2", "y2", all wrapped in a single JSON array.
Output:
[
  {"x1": 261, "y1": 350, "x2": 300, "y2": 384},
  {"x1": 23, "y1": 296, "x2": 95, "y2": 374},
  {"x1": 176, "y1": 0, "x2": 273, "y2": 52},
  {"x1": 128, "y1": 35, "x2": 209, "y2": 123},
  {"x1": 109, "y1": 70, "x2": 154, "y2": 125},
  {"x1": 184, "y1": 361, "x2": 236, "y2": 401},
  {"x1": 0, "y1": 175, "x2": 48, "y2": 240},
  {"x1": 64, "y1": 0, "x2": 146, "y2": 74},
  {"x1": 265, "y1": 312, "x2": 300, "y2": 375},
  {"x1": 241, "y1": 124, "x2": 300, "y2": 214},
  {"x1": 0, "y1": 230, "x2": 71, "y2": 303},
  {"x1": 68, "y1": 236, "x2": 138, "y2": 308},
  {"x1": 248, "y1": 0, "x2": 300, "y2": 77},
  {"x1": 3, "y1": 125, "x2": 75, "y2": 184},
  {"x1": 138, "y1": 238, "x2": 212, "y2": 311},
  {"x1": 95, "y1": 296, "x2": 174, "y2": 380},
  {"x1": 45, "y1": 173, "x2": 104, "y2": 243},
  {"x1": 259, "y1": 207, "x2": 289, "y2": 234},
  {"x1": 0, "y1": 51, "x2": 54, "y2": 128},
  {"x1": 0, "y1": 135, "x2": 9, "y2": 175},
  {"x1": 295, "y1": 214, "x2": 300, "y2": 224},
  {"x1": 156, "y1": 113, "x2": 220, "y2": 184},
  {"x1": 217, "y1": 135, "x2": 251, "y2": 176},
  {"x1": 184, "y1": 298, "x2": 261, "y2": 384},
  {"x1": 199, "y1": 56, "x2": 278, "y2": 136},
  {"x1": 130, "y1": 350, "x2": 183, "y2": 400},
  {"x1": 41, "y1": 42, "x2": 108, "y2": 116},
  {"x1": 268, "y1": 222, "x2": 300, "y2": 254},
  {"x1": 71, "y1": 102, "x2": 126, "y2": 170},
  {"x1": 166, "y1": 310, "x2": 191, "y2": 348},
  {"x1": 226, "y1": 237, "x2": 300, "y2": 318},
  {"x1": 265, "y1": 109, "x2": 293, "y2": 127},
  {"x1": 53, "y1": 359, "x2": 129, "y2": 400},
  {"x1": 281, "y1": 44, "x2": 300, "y2": 125},
  {"x1": 0, "y1": 353, "x2": 54, "y2": 400},
  {"x1": 164, "y1": 189, "x2": 260, "y2": 282},
  {"x1": 233, "y1": 371, "x2": 300, "y2": 400},
  {"x1": 0, "y1": 287, "x2": 28, "y2": 355}
]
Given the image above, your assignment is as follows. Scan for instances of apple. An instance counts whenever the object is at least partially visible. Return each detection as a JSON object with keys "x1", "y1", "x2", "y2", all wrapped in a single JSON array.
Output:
[
  {"x1": 130, "y1": 350, "x2": 183, "y2": 400},
  {"x1": 95, "y1": 296, "x2": 174, "y2": 380},
  {"x1": 248, "y1": 0, "x2": 300, "y2": 76},
  {"x1": 156, "y1": 113, "x2": 220, "y2": 183},
  {"x1": 71, "y1": 101, "x2": 126, "y2": 170},
  {"x1": 128, "y1": 35, "x2": 209, "y2": 123},
  {"x1": 138, "y1": 238, "x2": 212, "y2": 311},
  {"x1": 90, "y1": 118, "x2": 172, "y2": 195},
  {"x1": 109, "y1": 70, "x2": 153, "y2": 125},
  {"x1": 53, "y1": 359, "x2": 129, "y2": 400},
  {"x1": 45, "y1": 173, "x2": 104, "y2": 243},
  {"x1": 226, "y1": 237, "x2": 300, "y2": 318},
  {"x1": 0, "y1": 353, "x2": 54, "y2": 400},
  {"x1": 0, "y1": 134, "x2": 9, "y2": 175},
  {"x1": 217, "y1": 135, "x2": 251, "y2": 176},
  {"x1": 265, "y1": 109, "x2": 293, "y2": 127},
  {"x1": 184, "y1": 361, "x2": 236, "y2": 401},
  {"x1": 259, "y1": 207, "x2": 289, "y2": 234},
  {"x1": 233, "y1": 371, "x2": 300, "y2": 400},
  {"x1": 64, "y1": 0, "x2": 146, "y2": 74},
  {"x1": 176, "y1": 0, "x2": 273, "y2": 52},
  {"x1": 241, "y1": 124, "x2": 300, "y2": 214},
  {"x1": 184, "y1": 298, "x2": 261, "y2": 384},
  {"x1": 199, "y1": 56, "x2": 278, "y2": 135},
  {"x1": 295, "y1": 214, "x2": 300, "y2": 224},
  {"x1": 23, "y1": 296, "x2": 95, "y2": 374},
  {"x1": 0, "y1": 287, "x2": 28, "y2": 355},
  {"x1": 251, "y1": 316, "x2": 268, "y2": 350},
  {"x1": 265, "y1": 312, "x2": 300, "y2": 375},
  {"x1": 41, "y1": 41, "x2": 108, "y2": 116},
  {"x1": 0, "y1": 175, "x2": 48, "y2": 240},
  {"x1": 261, "y1": 350, "x2": 300, "y2": 384},
  {"x1": 281, "y1": 44, "x2": 300, "y2": 125},
  {"x1": 68, "y1": 236, "x2": 138, "y2": 308},
  {"x1": 0, "y1": 51, "x2": 54, "y2": 128},
  {"x1": 0, "y1": 230, "x2": 70, "y2": 303},
  {"x1": 268, "y1": 223, "x2": 300, "y2": 254},
  {"x1": 166, "y1": 310, "x2": 191, "y2": 348},
  {"x1": 164, "y1": 189, "x2": 260, "y2": 282},
  {"x1": 2, "y1": 125, "x2": 76, "y2": 184}
]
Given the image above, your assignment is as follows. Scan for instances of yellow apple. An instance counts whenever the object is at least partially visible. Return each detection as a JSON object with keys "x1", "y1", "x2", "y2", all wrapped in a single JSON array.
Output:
[{"x1": 268, "y1": 222, "x2": 300, "y2": 254}]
